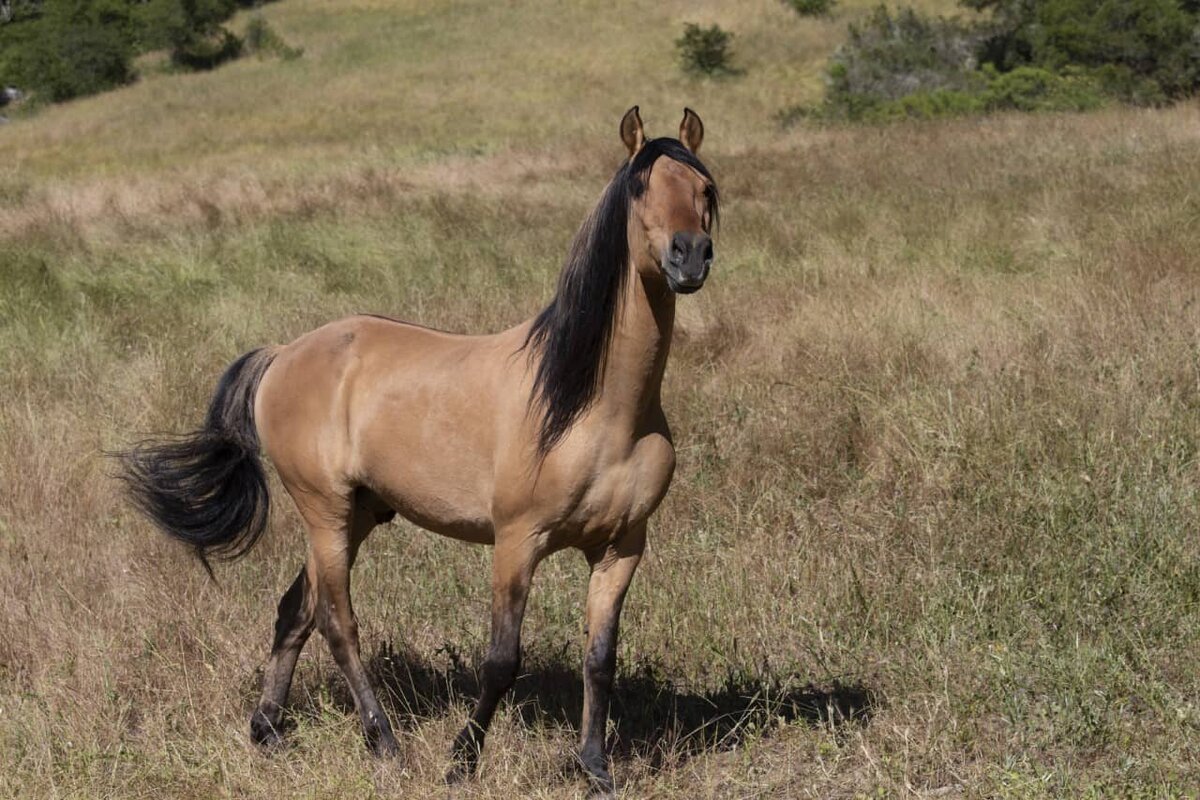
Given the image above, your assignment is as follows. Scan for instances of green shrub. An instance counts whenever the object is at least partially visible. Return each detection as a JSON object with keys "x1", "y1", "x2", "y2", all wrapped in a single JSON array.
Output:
[
  {"x1": 965, "y1": 0, "x2": 1200, "y2": 103},
  {"x1": 171, "y1": 26, "x2": 242, "y2": 70},
  {"x1": 244, "y1": 14, "x2": 302, "y2": 60},
  {"x1": 675, "y1": 22, "x2": 737, "y2": 77},
  {"x1": 791, "y1": 1, "x2": 1179, "y2": 124},
  {"x1": 1, "y1": 0, "x2": 277, "y2": 104},
  {"x1": 884, "y1": 88, "x2": 986, "y2": 119},
  {"x1": 166, "y1": 0, "x2": 242, "y2": 71},
  {"x1": 1087, "y1": 64, "x2": 1169, "y2": 106},
  {"x1": 826, "y1": 6, "x2": 984, "y2": 108},
  {"x1": 129, "y1": 0, "x2": 188, "y2": 52},
  {"x1": 784, "y1": 0, "x2": 837, "y2": 16},
  {"x1": 6, "y1": 1, "x2": 136, "y2": 102},
  {"x1": 801, "y1": 64, "x2": 1107, "y2": 122},
  {"x1": 982, "y1": 65, "x2": 1106, "y2": 112}
]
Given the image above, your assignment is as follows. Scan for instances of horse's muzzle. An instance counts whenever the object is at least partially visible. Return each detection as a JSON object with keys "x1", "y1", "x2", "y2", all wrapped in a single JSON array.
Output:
[{"x1": 663, "y1": 231, "x2": 712, "y2": 294}]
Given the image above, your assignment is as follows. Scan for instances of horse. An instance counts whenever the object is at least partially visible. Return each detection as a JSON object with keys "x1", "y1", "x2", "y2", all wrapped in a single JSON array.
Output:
[{"x1": 118, "y1": 106, "x2": 718, "y2": 794}]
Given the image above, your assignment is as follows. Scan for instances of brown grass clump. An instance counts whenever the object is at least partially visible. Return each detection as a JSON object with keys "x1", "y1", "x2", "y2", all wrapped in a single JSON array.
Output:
[{"x1": 2, "y1": 1, "x2": 1200, "y2": 797}]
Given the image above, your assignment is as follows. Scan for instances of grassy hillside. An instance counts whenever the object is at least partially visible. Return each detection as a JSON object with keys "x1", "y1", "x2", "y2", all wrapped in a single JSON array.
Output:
[{"x1": 2, "y1": 1, "x2": 1199, "y2": 797}]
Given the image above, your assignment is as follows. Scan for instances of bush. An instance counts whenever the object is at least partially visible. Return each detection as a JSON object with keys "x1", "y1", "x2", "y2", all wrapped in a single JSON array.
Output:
[
  {"x1": 171, "y1": 26, "x2": 241, "y2": 70},
  {"x1": 244, "y1": 15, "x2": 302, "y2": 60},
  {"x1": 784, "y1": 0, "x2": 837, "y2": 16},
  {"x1": 1087, "y1": 64, "x2": 1169, "y2": 106},
  {"x1": 166, "y1": 0, "x2": 242, "y2": 71},
  {"x1": 788, "y1": 1, "x2": 1185, "y2": 124},
  {"x1": 827, "y1": 7, "x2": 984, "y2": 106},
  {"x1": 982, "y1": 65, "x2": 1106, "y2": 112},
  {"x1": 965, "y1": 0, "x2": 1200, "y2": 102},
  {"x1": 5, "y1": 1, "x2": 136, "y2": 102},
  {"x1": 797, "y1": 63, "x2": 1108, "y2": 122},
  {"x1": 676, "y1": 22, "x2": 737, "y2": 77},
  {"x1": 0, "y1": 0, "x2": 278, "y2": 105}
]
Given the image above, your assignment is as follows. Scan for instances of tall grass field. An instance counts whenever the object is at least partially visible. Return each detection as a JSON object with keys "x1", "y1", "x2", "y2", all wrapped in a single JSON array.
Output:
[{"x1": 1, "y1": 0, "x2": 1199, "y2": 796}]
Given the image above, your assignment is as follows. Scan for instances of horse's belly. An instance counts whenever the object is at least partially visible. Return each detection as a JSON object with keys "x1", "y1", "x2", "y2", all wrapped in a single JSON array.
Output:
[
  {"x1": 360, "y1": 439, "x2": 496, "y2": 543},
  {"x1": 378, "y1": 485, "x2": 495, "y2": 544},
  {"x1": 355, "y1": 418, "x2": 497, "y2": 544}
]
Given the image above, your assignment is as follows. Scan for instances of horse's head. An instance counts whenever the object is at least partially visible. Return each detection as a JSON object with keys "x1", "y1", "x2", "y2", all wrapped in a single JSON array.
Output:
[{"x1": 620, "y1": 106, "x2": 718, "y2": 295}]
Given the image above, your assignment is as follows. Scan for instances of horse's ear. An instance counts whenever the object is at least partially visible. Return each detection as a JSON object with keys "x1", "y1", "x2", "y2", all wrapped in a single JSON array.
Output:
[
  {"x1": 679, "y1": 107, "x2": 704, "y2": 154},
  {"x1": 620, "y1": 106, "x2": 645, "y2": 158}
]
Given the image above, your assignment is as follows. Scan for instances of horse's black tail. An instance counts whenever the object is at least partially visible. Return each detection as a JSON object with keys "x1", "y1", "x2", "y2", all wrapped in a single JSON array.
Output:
[{"x1": 117, "y1": 347, "x2": 279, "y2": 575}]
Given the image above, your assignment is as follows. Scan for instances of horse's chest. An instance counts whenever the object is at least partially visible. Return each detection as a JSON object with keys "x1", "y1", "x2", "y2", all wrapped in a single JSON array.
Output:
[{"x1": 566, "y1": 432, "x2": 676, "y2": 536}]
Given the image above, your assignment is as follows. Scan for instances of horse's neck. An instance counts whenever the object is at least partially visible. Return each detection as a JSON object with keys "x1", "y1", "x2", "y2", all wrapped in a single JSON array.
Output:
[{"x1": 594, "y1": 264, "x2": 675, "y2": 427}]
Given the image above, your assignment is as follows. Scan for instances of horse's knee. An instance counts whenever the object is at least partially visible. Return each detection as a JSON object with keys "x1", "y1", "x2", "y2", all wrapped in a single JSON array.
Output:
[
  {"x1": 481, "y1": 648, "x2": 519, "y2": 692},
  {"x1": 584, "y1": 637, "x2": 617, "y2": 688}
]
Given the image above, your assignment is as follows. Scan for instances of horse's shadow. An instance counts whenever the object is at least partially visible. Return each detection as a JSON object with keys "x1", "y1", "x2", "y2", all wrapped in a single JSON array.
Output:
[{"x1": 283, "y1": 639, "x2": 877, "y2": 766}]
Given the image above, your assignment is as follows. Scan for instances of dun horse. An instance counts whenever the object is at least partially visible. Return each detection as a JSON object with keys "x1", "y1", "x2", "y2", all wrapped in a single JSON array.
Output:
[{"x1": 119, "y1": 107, "x2": 718, "y2": 793}]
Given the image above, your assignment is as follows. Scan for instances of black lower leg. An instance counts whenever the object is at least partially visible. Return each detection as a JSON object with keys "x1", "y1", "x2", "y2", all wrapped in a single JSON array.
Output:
[
  {"x1": 580, "y1": 624, "x2": 618, "y2": 792},
  {"x1": 251, "y1": 566, "x2": 314, "y2": 747},
  {"x1": 448, "y1": 641, "x2": 519, "y2": 780},
  {"x1": 578, "y1": 527, "x2": 643, "y2": 796},
  {"x1": 447, "y1": 555, "x2": 535, "y2": 783},
  {"x1": 318, "y1": 597, "x2": 399, "y2": 757}
]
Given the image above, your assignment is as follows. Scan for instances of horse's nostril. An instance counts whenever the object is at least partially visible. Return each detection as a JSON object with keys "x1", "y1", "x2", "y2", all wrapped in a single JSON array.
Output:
[{"x1": 703, "y1": 241, "x2": 713, "y2": 262}]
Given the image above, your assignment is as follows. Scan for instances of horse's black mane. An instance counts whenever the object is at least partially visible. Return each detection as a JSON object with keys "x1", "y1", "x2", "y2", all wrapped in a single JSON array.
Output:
[{"x1": 524, "y1": 137, "x2": 719, "y2": 456}]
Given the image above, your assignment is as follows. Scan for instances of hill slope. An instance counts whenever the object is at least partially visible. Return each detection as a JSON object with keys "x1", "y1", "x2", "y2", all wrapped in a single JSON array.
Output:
[{"x1": 2, "y1": 1, "x2": 1200, "y2": 798}]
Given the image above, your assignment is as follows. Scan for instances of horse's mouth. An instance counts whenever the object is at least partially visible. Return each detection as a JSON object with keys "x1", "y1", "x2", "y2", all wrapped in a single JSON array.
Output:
[
  {"x1": 666, "y1": 274, "x2": 703, "y2": 294},
  {"x1": 664, "y1": 266, "x2": 706, "y2": 294}
]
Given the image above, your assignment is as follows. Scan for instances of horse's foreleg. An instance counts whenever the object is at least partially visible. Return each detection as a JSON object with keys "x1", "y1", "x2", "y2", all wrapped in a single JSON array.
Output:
[
  {"x1": 579, "y1": 523, "x2": 646, "y2": 795},
  {"x1": 447, "y1": 534, "x2": 542, "y2": 782},
  {"x1": 250, "y1": 562, "x2": 316, "y2": 747},
  {"x1": 310, "y1": 510, "x2": 399, "y2": 757}
]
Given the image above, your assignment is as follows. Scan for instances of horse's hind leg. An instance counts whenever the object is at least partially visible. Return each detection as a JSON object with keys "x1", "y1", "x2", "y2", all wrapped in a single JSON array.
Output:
[
  {"x1": 306, "y1": 493, "x2": 399, "y2": 756},
  {"x1": 250, "y1": 562, "x2": 316, "y2": 747}
]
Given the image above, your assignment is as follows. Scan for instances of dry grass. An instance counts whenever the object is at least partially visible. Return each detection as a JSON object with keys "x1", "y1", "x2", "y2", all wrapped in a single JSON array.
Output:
[{"x1": 2, "y1": 1, "x2": 1200, "y2": 798}]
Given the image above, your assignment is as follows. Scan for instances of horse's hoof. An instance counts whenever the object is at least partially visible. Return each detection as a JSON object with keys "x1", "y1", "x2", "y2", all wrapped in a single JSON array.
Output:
[
  {"x1": 587, "y1": 772, "x2": 614, "y2": 797},
  {"x1": 365, "y1": 722, "x2": 400, "y2": 758},
  {"x1": 444, "y1": 759, "x2": 475, "y2": 785},
  {"x1": 580, "y1": 751, "x2": 615, "y2": 797},
  {"x1": 446, "y1": 727, "x2": 481, "y2": 783},
  {"x1": 587, "y1": 774, "x2": 615, "y2": 798},
  {"x1": 369, "y1": 734, "x2": 400, "y2": 758},
  {"x1": 249, "y1": 709, "x2": 285, "y2": 749}
]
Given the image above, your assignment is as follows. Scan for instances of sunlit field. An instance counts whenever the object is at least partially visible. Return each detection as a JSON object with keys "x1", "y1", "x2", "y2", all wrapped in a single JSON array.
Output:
[{"x1": 2, "y1": 1, "x2": 1199, "y2": 797}]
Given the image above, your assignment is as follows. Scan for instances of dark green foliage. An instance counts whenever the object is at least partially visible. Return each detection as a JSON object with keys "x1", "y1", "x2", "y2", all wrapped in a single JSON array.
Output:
[
  {"x1": 983, "y1": 64, "x2": 1106, "y2": 111},
  {"x1": 0, "y1": 0, "x2": 278, "y2": 105},
  {"x1": 788, "y1": 63, "x2": 1105, "y2": 123},
  {"x1": 826, "y1": 6, "x2": 985, "y2": 105},
  {"x1": 965, "y1": 0, "x2": 1200, "y2": 102},
  {"x1": 784, "y1": 0, "x2": 837, "y2": 16},
  {"x1": 128, "y1": 0, "x2": 188, "y2": 51},
  {"x1": 244, "y1": 14, "x2": 302, "y2": 60},
  {"x1": 792, "y1": 0, "x2": 1198, "y2": 123},
  {"x1": 171, "y1": 27, "x2": 243, "y2": 71},
  {"x1": 676, "y1": 23, "x2": 738, "y2": 77},
  {"x1": 3, "y1": 1, "x2": 135, "y2": 103},
  {"x1": 165, "y1": 0, "x2": 242, "y2": 70},
  {"x1": 0, "y1": 0, "x2": 43, "y2": 25}
]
